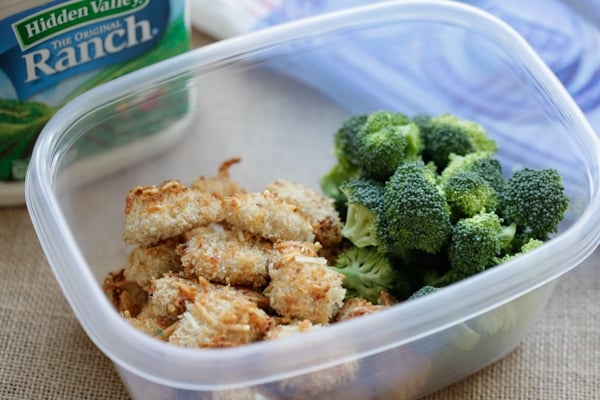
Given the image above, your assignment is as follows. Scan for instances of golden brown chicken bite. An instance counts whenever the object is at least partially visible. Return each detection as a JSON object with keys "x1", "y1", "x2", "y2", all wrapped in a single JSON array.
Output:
[
  {"x1": 210, "y1": 387, "x2": 275, "y2": 400},
  {"x1": 265, "y1": 319, "x2": 321, "y2": 340},
  {"x1": 122, "y1": 180, "x2": 224, "y2": 245},
  {"x1": 103, "y1": 269, "x2": 148, "y2": 317},
  {"x1": 223, "y1": 191, "x2": 314, "y2": 243},
  {"x1": 191, "y1": 157, "x2": 247, "y2": 196},
  {"x1": 335, "y1": 297, "x2": 386, "y2": 322},
  {"x1": 143, "y1": 274, "x2": 208, "y2": 327},
  {"x1": 168, "y1": 284, "x2": 273, "y2": 348},
  {"x1": 122, "y1": 237, "x2": 183, "y2": 290},
  {"x1": 177, "y1": 224, "x2": 273, "y2": 288},
  {"x1": 265, "y1": 179, "x2": 343, "y2": 249},
  {"x1": 125, "y1": 307, "x2": 176, "y2": 339},
  {"x1": 265, "y1": 241, "x2": 345, "y2": 324}
]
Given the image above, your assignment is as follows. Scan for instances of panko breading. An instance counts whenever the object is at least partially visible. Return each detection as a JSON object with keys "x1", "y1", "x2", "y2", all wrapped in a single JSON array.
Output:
[
  {"x1": 265, "y1": 319, "x2": 321, "y2": 341},
  {"x1": 266, "y1": 241, "x2": 345, "y2": 324},
  {"x1": 210, "y1": 388, "x2": 274, "y2": 400},
  {"x1": 169, "y1": 284, "x2": 273, "y2": 348},
  {"x1": 191, "y1": 157, "x2": 247, "y2": 196},
  {"x1": 177, "y1": 224, "x2": 272, "y2": 288},
  {"x1": 335, "y1": 297, "x2": 386, "y2": 322},
  {"x1": 123, "y1": 180, "x2": 224, "y2": 245},
  {"x1": 143, "y1": 275, "x2": 208, "y2": 327},
  {"x1": 377, "y1": 290, "x2": 400, "y2": 307},
  {"x1": 126, "y1": 310, "x2": 165, "y2": 337},
  {"x1": 223, "y1": 191, "x2": 314, "y2": 243},
  {"x1": 265, "y1": 179, "x2": 343, "y2": 249},
  {"x1": 123, "y1": 237, "x2": 183, "y2": 290},
  {"x1": 103, "y1": 269, "x2": 147, "y2": 317}
]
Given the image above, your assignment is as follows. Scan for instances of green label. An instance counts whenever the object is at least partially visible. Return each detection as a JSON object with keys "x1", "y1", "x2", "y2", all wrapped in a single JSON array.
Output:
[{"x1": 12, "y1": 0, "x2": 149, "y2": 50}]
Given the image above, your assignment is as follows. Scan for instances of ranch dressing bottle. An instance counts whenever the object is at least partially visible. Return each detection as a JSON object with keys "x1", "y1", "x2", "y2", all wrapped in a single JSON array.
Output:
[{"x1": 0, "y1": 0, "x2": 190, "y2": 205}]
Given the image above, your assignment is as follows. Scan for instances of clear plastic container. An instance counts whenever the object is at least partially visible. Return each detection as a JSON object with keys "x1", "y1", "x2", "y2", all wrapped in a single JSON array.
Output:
[{"x1": 25, "y1": 1, "x2": 600, "y2": 399}]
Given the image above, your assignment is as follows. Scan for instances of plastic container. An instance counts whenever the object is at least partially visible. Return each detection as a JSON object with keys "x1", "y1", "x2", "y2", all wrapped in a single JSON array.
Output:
[{"x1": 25, "y1": 1, "x2": 600, "y2": 399}]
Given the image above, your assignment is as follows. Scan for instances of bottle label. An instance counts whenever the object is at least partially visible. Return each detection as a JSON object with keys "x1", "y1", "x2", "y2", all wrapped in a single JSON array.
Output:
[{"x1": 0, "y1": 0, "x2": 190, "y2": 182}]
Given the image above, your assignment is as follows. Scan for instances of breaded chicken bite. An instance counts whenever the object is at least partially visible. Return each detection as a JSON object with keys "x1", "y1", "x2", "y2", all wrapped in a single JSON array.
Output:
[
  {"x1": 143, "y1": 275, "x2": 208, "y2": 327},
  {"x1": 265, "y1": 319, "x2": 321, "y2": 340},
  {"x1": 265, "y1": 241, "x2": 345, "y2": 324},
  {"x1": 265, "y1": 179, "x2": 343, "y2": 249},
  {"x1": 122, "y1": 237, "x2": 183, "y2": 290},
  {"x1": 169, "y1": 284, "x2": 273, "y2": 348},
  {"x1": 223, "y1": 191, "x2": 314, "y2": 243},
  {"x1": 103, "y1": 269, "x2": 148, "y2": 317},
  {"x1": 335, "y1": 297, "x2": 386, "y2": 322},
  {"x1": 123, "y1": 180, "x2": 224, "y2": 245},
  {"x1": 191, "y1": 157, "x2": 247, "y2": 196},
  {"x1": 125, "y1": 306, "x2": 178, "y2": 340},
  {"x1": 177, "y1": 224, "x2": 272, "y2": 288},
  {"x1": 210, "y1": 388, "x2": 275, "y2": 400}
]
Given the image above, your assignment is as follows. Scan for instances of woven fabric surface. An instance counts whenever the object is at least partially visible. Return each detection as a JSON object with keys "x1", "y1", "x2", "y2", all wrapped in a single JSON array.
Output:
[{"x1": 1, "y1": 205, "x2": 598, "y2": 400}]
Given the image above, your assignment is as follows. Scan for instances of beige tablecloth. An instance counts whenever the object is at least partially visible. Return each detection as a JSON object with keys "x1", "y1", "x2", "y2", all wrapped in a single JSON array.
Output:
[{"x1": 1, "y1": 29, "x2": 599, "y2": 400}]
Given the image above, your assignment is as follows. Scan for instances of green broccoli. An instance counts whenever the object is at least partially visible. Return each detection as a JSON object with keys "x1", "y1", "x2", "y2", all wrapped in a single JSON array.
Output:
[
  {"x1": 415, "y1": 113, "x2": 498, "y2": 170},
  {"x1": 320, "y1": 110, "x2": 571, "y2": 298},
  {"x1": 330, "y1": 246, "x2": 405, "y2": 303},
  {"x1": 333, "y1": 113, "x2": 369, "y2": 167},
  {"x1": 408, "y1": 285, "x2": 439, "y2": 299},
  {"x1": 440, "y1": 151, "x2": 506, "y2": 194},
  {"x1": 443, "y1": 170, "x2": 498, "y2": 219},
  {"x1": 448, "y1": 211, "x2": 516, "y2": 277},
  {"x1": 319, "y1": 158, "x2": 360, "y2": 210},
  {"x1": 354, "y1": 111, "x2": 422, "y2": 181},
  {"x1": 500, "y1": 167, "x2": 569, "y2": 240},
  {"x1": 339, "y1": 178, "x2": 385, "y2": 248},
  {"x1": 319, "y1": 114, "x2": 368, "y2": 206},
  {"x1": 498, "y1": 236, "x2": 544, "y2": 264},
  {"x1": 358, "y1": 110, "x2": 411, "y2": 138},
  {"x1": 382, "y1": 161, "x2": 452, "y2": 254}
]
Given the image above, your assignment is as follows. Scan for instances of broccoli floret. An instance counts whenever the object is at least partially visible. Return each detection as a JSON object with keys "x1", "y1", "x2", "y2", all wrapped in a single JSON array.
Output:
[
  {"x1": 362, "y1": 110, "x2": 411, "y2": 132},
  {"x1": 320, "y1": 115, "x2": 367, "y2": 207},
  {"x1": 441, "y1": 151, "x2": 505, "y2": 194},
  {"x1": 500, "y1": 167, "x2": 569, "y2": 240},
  {"x1": 319, "y1": 158, "x2": 360, "y2": 211},
  {"x1": 443, "y1": 170, "x2": 498, "y2": 219},
  {"x1": 439, "y1": 151, "x2": 504, "y2": 219},
  {"x1": 339, "y1": 178, "x2": 385, "y2": 248},
  {"x1": 448, "y1": 211, "x2": 516, "y2": 276},
  {"x1": 416, "y1": 114, "x2": 498, "y2": 170},
  {"x1": 383, "y1": 161, "x2": 452, "y2": 254},
  {"x1": 408, "y1": 285, "x2": 439, "y2": 299},
  {"x1": 353, "y1": 111, "x2": 422, "y2": 181},
  {"x1": 333, "y1": 114, "x2": 369, "y2": 167},
  {"x1": 330, "y1": 246, "x2": 403, "y2": 303},
  {"x1": 498, "y1": 236, "x2": 544, "y2": 264},
  {"x1": 520, "y1": 237, "x2": 544, "y2": 252},
  {"x1": 359, "y1": 126, "x2": 407, "y2": 181}
]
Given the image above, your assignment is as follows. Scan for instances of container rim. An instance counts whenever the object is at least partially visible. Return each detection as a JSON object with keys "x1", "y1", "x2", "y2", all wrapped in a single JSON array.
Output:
[{"x1": 25, "y1": 0, "x2": 600, "y2": 390}]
